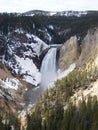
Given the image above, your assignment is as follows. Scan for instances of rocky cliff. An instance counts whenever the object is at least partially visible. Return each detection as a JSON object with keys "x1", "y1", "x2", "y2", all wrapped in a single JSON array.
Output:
[
  {"x1": 58, "y1": 36, "x2": 79, "y2": 71},
  {"x1": 0, "y1": 12, "x2": 98, "y2": 116},
  {"x1": 0, "y1": 29, "x2": 48, "y2": 113},
  {"x1": 78, "y1": 28, "x2": 98, "y2": 67},
  {"x1": 25, "y1": 27, "x2": 98, "y2": 130},
  {"x1": 58, "y1": 27, "x2": 98, "y2": 71}
]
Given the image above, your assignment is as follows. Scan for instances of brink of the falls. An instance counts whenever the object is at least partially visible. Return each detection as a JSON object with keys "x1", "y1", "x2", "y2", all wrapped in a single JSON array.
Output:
[{"x1": 40, "y1": 47, "x2": 57, "y2": 88}]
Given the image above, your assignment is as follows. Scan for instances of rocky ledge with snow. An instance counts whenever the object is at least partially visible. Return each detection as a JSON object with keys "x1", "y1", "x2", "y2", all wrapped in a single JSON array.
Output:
[
  {"x1": 1, "y1": 29, "x2": 48, "y2": 86},
  {"x1": 23, "y1": 10, "x2": 87, "y2": 17},
  {"x1": 0, "y1": 28, "x2": 49, "y2": 112}
]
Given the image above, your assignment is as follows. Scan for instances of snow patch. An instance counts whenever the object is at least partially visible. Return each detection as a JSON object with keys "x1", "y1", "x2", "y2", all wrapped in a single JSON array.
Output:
[
  {"x1": 25, "y1": 33, "x2": 48, "y2": 56},
  {"x1": 15, "y1": 28, "x2": 24, "y2": 34},
  {"x1": 38, "y1": 28, "x2": 52, "y2": 43},
  {"x1": 0, "y1": 78, "x2": 19, "y2": 90},
  {"x1": 14, "y1": 30, "x2": 48, "y2": 57},
  {"x1": 48, "y1": 25, "x2": 54, "y2": 30},
  {"x1": 49, "y1": 12, "x2": 57, "y2": 16},
  {"x1": 56, "y1": 11, "x2": 87, "y2": 17},
  {"x1": 6, "y1": 30, "x2": 48, "y2": 86},
  {"x1": 26, "y1": 33, "x2": 32, "y2": 38},
  {"x1": 14, "y1": 56, "x2": 41, "y2": 86}
]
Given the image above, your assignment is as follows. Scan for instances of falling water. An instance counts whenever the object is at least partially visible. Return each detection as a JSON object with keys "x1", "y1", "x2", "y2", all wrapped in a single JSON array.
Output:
[
  {"x1": 40, "y1": 47, "x2": 57, "y2": 88},
  {"x1": 24, "y1": 47, "x2": 57, "y2": 105}
]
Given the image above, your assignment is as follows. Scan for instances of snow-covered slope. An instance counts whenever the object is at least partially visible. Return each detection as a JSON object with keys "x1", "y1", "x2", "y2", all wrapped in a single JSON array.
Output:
[
  {"x1": 2, "y1": 29, "x2": 48, "y2": 86},
  {"x1": 0, "y1": 78, "x2": 19, "y2": 90},
  {"x1": 55, "y1": 11, "x2": 87, "y2": 17},
  {"x1": 0, "y1": 28, "x2": 49, "y2": 112},
  {"x1": 23, "y1": 10, "x2": 87, "y2": 17},
  {"x1": 13, "y1": 56, "x2": 41, "y2": 86}
]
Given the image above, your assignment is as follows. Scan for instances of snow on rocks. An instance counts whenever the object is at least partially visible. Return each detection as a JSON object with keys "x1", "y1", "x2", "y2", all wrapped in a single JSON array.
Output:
[
  {"x1": 38, "y1": 28, "x2": 52, "y2": 43},
  {"x1": 48, "y1": 25, "x2": 54, "y2": 30},
  {"x1": 0, "y1": 78, "x2": 19, "y2": 101},
  {"x1": 25, "y1": 33, "x2": 48, "y2": 56},
  {"x1": 14, "y1": 29, "x2": 48, "y2": 56},
  {"x1": 14, "y1": 56, "x2": 41, "y2": 86},
  {"x1": 0, "y1": 89, "x2": 3, "y2": 97},
  {"x1": 0, "y1": 78, "x2": 19, "y2": 90},
  {"x1": 56, "y1": 11, "x2": 87, "y2": 17},
  {"x1": 15, "y1": 28, "x2": 24, "y2": 34},
  {"x1": 5, "y1": 29, "x2": 48, "y2": 86}
]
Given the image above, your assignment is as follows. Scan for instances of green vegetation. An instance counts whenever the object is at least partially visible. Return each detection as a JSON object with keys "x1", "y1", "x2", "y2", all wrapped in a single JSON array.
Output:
[
  {"x1": 0, "y1": 60, "x2": 98, "y2": 130},
  {"x1": 26, "y1": 62, "x2": 98, "y2": 130},
  {"x1": 1, "y1": 12, "x2": 98, "y2": 129},
  {"x1": 0, "y1": 12, "x2": 98, "y2": 43},
  {"x1": 0, "y1": 112, "x2": 20, "y2": 130},
  {"x1": 26, "y1": 96, "x2": 98, "y2": 130}
]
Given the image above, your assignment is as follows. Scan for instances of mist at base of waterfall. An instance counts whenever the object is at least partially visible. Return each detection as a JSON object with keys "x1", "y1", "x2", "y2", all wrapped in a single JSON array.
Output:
[{"x1": 40, "y1": 71, "x2": 57, "y2": 88}]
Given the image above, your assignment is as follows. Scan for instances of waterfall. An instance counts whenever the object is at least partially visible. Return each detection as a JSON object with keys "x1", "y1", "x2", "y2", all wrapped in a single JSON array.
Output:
[
  {"x1": 40, "y1": 47, "x2": 57, "y2": 88},
  {"x1": 24, "y1": 47, "x2": 57, "y2": 105}
]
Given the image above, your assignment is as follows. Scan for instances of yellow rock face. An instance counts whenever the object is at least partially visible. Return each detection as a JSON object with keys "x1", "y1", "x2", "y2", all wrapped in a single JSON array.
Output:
[{"x1": 58, "y1": 36, "x2": 79, "y2": 71}]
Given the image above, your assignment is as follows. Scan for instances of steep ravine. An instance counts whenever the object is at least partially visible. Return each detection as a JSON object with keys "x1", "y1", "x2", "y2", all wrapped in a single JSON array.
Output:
[
  {"x1": 21, "y1": 27, "x2": 98, "y2": 115},
  {"x1": 0, "y1": 29, "x2": 49, "y2": 113},
  {"x1": 22, "y1": 27, "x2": 98, "y2": 130},
  {"x1": 1, "y1": 24, "x2": 98, "y2": 129}
]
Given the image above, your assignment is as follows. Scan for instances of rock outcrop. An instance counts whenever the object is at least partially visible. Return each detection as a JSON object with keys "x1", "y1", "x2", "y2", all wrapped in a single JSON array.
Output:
[
  {"x1": 58, "y1": 36, "x2": 79, "y2": 71},
  {"x1": 77, "y1": 28, "x2": 98, "y2": 67},
  {"x1": 0, "y1": 29, "x2": 48, "y2": 113},
  {"x1": 58, "y1": 28, "x2": 98, "y2": 71}
]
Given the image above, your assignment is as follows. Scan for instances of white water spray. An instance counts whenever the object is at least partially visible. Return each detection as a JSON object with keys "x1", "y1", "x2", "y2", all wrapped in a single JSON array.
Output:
[{"x1": 40, "y1": 48, "x2": 57, "y2": 88}]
